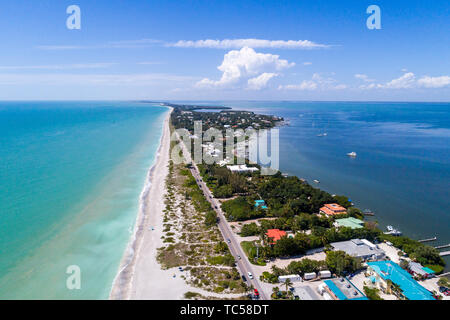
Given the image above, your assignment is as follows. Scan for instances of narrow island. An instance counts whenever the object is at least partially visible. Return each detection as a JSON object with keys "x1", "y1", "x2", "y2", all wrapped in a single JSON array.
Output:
[{"x1": 116, "y1": 103, "x2": 448, "y2": 301}]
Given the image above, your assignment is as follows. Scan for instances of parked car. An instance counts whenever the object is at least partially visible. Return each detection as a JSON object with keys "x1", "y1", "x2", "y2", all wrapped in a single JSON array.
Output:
[
  {"x1": 237, "y1": 255, "x2": 241, "y2": 260},
  {"x1": 227, "y1": 239, "x2": 231, "y2": 244},
  {"x1": 248, "y1": 272, "x2": 253, "y2": 279},
  {"x1": 254, "y1": 289, "x2": 259, "y2": 298},
  {"x1": 241, "y1": 275, "x2": 247, "y2": 282}
]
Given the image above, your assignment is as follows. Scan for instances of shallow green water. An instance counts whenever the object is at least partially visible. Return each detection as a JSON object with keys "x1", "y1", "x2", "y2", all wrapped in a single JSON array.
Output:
[{"x1": 0, "y1": 101, "x2": 167, "y2": 299}]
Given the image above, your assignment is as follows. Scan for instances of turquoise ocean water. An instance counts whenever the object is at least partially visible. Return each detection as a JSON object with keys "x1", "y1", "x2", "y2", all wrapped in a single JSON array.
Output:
[{"x1": 0, "y1": 101, "x2": 167, "y2": 299}]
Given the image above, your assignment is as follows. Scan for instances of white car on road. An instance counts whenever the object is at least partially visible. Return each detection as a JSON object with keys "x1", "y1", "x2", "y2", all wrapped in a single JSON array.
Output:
[{"x1": 247, "y1": 272, "x2": 253, "y2": 280}]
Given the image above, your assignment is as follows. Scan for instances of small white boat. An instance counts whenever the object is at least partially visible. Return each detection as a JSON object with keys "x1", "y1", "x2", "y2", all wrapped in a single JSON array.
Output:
[
  {"x1": 313, "y1": 179, "x2": 320, "y2": 184},
  {"x1": 347, "y1": 152, "x2": 357, "y2": 157},
  {"x1": 384, "y1": 225, "x2": 402, "y2": 236},
  {"x1": 317, "y1": 133, "x2": 328, "y2": 137}
]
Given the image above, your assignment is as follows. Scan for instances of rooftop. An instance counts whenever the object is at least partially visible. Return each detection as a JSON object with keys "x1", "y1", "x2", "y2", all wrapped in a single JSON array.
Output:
[
  {"x1": 293, "y1": 286, "x2": 321, "y2": 300},
  {"x1": 255, "y1": 200, "x2": 268, "y2": 210},
  {"x1": 367, "y1": 261, "x2": 434, "y2": 300},
  {"x1": 330, "y1": 239, "x2": 385, "y2": 260},
  {"x1": 335, "y1": 217, "x2": 364, "y2": 229},
  {"x1": 408, "y1": 261, "x2": 435, "y2": 276},
  {"x1": 320, "y1": 203, "x2": 347, "y2": 216},
  {"x1": 266, "y1": 229, "x2": 287, "y2": 244},
  {"x1": 227, "y1": 165, "x2": 259, "y2": 172},
  {"x1": 324, "y1": 278, "x2": 367, "y2": 300}
]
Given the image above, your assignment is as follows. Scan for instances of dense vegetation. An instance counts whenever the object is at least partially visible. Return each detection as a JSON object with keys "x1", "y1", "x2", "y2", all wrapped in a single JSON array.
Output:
[
  {"x1": 170, "y1": 104, "x2": 282, "y2": 134},
  {"x1": 220, "y1": 172, "x2": 364, "y2": 221},
  {"x1": 381, "y1": 234, "x2": 445, "y2": 268},
  {"x1": 239, "y1": 223, "x2": 260, "y2": 237},
  {"x1": 222, "y1": 197, "x2": 264, "y2": 221},
  {"x1": 198, "y1": 164, "x2": 249, "y2": 198},
  {"x1": 364, "y1": 286, "x2": 383, "y2": 300},
  {"x1": 183, "y1": 170, "x2": 217, "y2": 227}
]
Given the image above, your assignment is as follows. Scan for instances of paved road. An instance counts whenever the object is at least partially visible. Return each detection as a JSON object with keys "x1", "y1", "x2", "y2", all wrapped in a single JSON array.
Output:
[
  {"x1": 188, "y1": 165, "x2": 268, "y2": 300},
  {"x1": 175, "y1": 134, "x2": 268, "y2": 300}
]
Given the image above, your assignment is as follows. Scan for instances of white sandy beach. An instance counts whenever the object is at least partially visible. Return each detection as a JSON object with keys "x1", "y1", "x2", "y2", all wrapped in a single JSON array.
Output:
[
  {"x1": 109, "y1": 107, "x2": 192, "y2": 300},
  {"x1": 110, "y1": 108, "x2": 246, "y2": 300}
]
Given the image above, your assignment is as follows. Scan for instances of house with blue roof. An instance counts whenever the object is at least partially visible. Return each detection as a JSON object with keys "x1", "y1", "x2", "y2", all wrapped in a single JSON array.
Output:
[
  {"x1": 254, "y1": 199, "x2": 268, "y2": 210},
  {"x1": 366, "y1": 261, "x2": 435, "y2": 300},
  {"x1": 323, "y1": 278, "x2": 368, "y2": 300}
]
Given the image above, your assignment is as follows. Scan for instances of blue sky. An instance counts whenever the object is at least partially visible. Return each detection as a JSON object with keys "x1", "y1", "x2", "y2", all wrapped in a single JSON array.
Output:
[{"x1": 0, "y1": 0, "x2": 448, "y2": 101}]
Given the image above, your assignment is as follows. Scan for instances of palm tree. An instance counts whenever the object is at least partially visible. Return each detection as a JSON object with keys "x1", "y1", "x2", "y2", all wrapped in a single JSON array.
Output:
[{"x1": 284, "y1": 279, "x2": 294, "y2": 292}]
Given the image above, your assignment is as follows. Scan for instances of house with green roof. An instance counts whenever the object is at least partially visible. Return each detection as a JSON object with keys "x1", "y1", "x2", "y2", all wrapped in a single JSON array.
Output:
[{"x1": 334, "y1": 217, "x2": 364, "y2": 229}]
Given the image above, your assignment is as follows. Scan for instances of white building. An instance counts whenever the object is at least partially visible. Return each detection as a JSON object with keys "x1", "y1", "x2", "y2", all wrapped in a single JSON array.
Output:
[
  {"x1": 278, "y1": 274, "x2": 302, "y2": 283},
  {"x1": 303, "y1": 272, "x2": 316, "y2": 280},
  {"x1": 330, "y1": 239, "x2": 386, "y2": 261},
  {"x1": 319, "y1": 270, "x2": 332, "y2": 279},
  {"x1": 226, "y1": 165, "x2": 259, "y2": 173}
]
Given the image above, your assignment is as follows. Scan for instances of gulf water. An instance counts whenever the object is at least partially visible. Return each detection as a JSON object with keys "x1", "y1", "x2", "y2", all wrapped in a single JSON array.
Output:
[{"x1": 0, "y1": 101, "x2": 167, "y2": 299}]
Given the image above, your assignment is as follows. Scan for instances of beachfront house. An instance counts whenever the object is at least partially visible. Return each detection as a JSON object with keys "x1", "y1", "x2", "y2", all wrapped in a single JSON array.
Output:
[
  {"x1": 320, "y1": 203, "x2": 347, "y2": 216},
  {"x1": 366, "y1": 261, "x2": 435, "y2": 300},
  {"x1": 330, "y1": 239, "x2": 386, "y2": 261}
]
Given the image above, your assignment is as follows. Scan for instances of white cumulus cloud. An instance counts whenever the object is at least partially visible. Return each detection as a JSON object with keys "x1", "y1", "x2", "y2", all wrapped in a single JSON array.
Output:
[
  {"x1": 359, "y1": 72, "x2": 450, "y2": 90},
  {"x1": 247, "y1": 73, "x2": 278, "y2": 90},
  {"x1": 383, "y1": 72, "x2": 416, "y2": 89},
  {"x1": 196, "y1": 47, "x2": 294, "y2": 89},
  {"x1": 417, "y1": 75, "x2": 450, "y2": 88}
]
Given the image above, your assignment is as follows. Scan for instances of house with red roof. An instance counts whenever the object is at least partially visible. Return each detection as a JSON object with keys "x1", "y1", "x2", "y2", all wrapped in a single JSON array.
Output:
[
  {"x1": 320, "y1": 203, "x2": 347, "y2": 216},
  {"x1": 266, "y1": 229, "x2": 287, "y2": 245}
]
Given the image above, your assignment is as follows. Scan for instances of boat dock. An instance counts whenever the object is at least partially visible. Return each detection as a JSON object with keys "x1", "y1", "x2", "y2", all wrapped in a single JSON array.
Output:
[
  {"x1": 418, "y1": 237, "x2": 437, "y2": 243},
  {"x1": 363, "y1": 209, "x2": 375, "y2": 216},
  {"x1": 435, "y1": 243, "x2": 450, "y2": 249},
  {"x1": 439, "y1": 251, "x2": 450, "y2": 257}
]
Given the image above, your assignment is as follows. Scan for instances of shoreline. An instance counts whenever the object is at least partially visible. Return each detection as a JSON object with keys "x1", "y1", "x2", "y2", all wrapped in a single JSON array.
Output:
[{"x1": 109, "y1": 107, "x2": 172, "y2": 300}]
